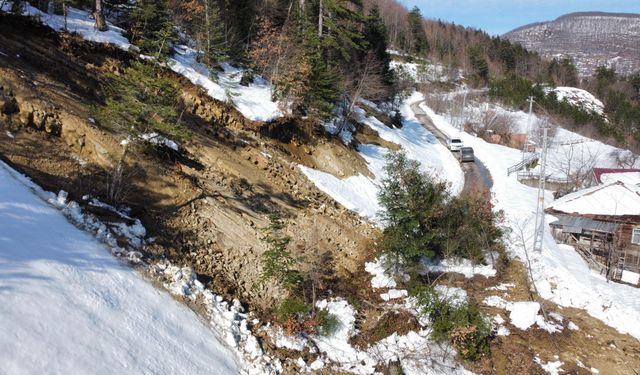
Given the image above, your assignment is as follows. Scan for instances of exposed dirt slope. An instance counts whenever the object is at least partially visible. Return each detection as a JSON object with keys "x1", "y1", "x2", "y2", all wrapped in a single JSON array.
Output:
[{"x1": 0, "y1": 15, "x2": 377, "y2": 310}]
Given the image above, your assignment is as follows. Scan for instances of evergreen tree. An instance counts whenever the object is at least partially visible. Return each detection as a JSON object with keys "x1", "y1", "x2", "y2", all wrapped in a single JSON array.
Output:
[
  {"x1": 221, "y1": 0, "x2": 254, "y2": 59},
  {"x1": 181, "y1": 0, "x2": 227, "y2": 65},
  {"x1": 317, "y1": 0, "x2": 365, "y2": 63},
  {"x1": 364, "y1": 4, "x2": 392, "y2": 85},
  {"x1": 468, "y1": 45, "x2": 489, "y2": 83},
  {"x1": 130, "y1": 0, "x2": 176, "y2": 56},
  {"x1": 259, "y1": 213, "x2": 301, "y2": 288},
  {"x1": 407, "y1": 6, "x2": 428, "y2": 56},
  {"x1": 378, "y1": 152, "x2": 448, "y2": 274}
]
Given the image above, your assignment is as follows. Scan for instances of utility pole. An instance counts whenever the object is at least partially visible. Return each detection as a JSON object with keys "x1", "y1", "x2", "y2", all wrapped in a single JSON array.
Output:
[
  {"x1": 523, "y1": 96, "x2": 535, "y2": 156},
  {"x1": 460, "y1": 89, "x2": 467, "y2": 132},
  {"x1": 533, "y1": 127, "x2": 549, "y2": 253}
]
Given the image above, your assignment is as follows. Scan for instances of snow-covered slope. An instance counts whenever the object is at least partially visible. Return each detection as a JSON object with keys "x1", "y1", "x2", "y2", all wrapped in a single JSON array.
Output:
[
  {"x1": 170, "y1": 45, "x2": 282, "y2": 122},
  {"x1": 0, "y1": 162, "x2": 243, "y2": 374},
  {"x1": 300, "y1": 92, "x2": 464, "y2": 223},
  {"x1": 547, "y1": 86, "x2": 605, "y2": 116}
]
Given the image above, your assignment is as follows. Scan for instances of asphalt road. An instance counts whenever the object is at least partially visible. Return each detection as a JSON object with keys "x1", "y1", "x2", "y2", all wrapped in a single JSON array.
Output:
[{"x1": 410, "y1": 101, "x2": 493, "y2": 195}]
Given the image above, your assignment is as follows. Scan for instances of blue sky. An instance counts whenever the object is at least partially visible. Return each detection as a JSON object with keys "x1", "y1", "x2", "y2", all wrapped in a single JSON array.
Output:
[{"x1": 400, "y1": 0, "x2": 640, "y2": 36}]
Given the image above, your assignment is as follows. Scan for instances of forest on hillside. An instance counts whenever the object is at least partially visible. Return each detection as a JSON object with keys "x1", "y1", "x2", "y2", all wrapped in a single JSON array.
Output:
[{"x1": 14, "y1": 0, "x2": 638, "y2": 147}]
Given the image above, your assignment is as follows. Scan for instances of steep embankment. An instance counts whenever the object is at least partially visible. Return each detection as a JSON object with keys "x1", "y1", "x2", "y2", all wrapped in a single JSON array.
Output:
[
  {"x1": 504, "y1": 12, "x2": 640, "y2": 77},
  {"x1": 0, "y1": 13, "x2": 377, "y2": 317}
]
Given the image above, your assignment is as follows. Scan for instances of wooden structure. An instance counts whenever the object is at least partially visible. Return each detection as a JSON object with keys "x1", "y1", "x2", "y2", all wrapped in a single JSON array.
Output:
[{"x1": 546, "y1": 179, "x2": 640, "y2": 287}]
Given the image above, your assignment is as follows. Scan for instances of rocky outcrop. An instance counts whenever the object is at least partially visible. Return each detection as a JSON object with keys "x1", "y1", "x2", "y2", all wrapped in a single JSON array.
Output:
[{"x1": 180, "y1": 86, "x2": 249, "y2": 130}]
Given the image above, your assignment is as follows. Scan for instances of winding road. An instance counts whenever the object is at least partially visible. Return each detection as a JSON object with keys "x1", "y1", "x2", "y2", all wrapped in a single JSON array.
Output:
[{"x1": 410, "y1": 101, "x2": 493, "y2": 195}]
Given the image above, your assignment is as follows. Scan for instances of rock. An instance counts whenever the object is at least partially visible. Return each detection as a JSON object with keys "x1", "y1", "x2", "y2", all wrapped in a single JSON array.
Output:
[
  {"x1": 44, "y1": 115, "x2": 61, "y2": 135},
  {"x1": 0, "y1": 94, "x2": 18, "y2": 115}
]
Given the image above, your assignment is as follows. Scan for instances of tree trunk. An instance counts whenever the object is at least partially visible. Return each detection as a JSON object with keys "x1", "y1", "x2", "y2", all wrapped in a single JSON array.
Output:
[
  {"x1": 205, "y1": 0, "x2": 211, "y2": 64},
  {"x1": 317, "y1": 0, "x2": 322, "y2": 38},
  {"x1": 94, "y1": 0, "x2": 107, "y2": 31}
]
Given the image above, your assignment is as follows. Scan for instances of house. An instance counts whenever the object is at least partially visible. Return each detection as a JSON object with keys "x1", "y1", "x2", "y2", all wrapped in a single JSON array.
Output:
[
  {"x1": 546, "y1": 173, "x2": 640, "y2": 287},
  {"x1": 591, "y1": 168, "x2": 640, "y2": 186}
]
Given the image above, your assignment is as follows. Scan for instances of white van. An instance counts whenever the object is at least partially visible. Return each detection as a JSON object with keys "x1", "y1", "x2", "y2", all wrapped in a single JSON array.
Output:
[{"x1": 447, "y1": 138, "x2": 464, "y2": 152}]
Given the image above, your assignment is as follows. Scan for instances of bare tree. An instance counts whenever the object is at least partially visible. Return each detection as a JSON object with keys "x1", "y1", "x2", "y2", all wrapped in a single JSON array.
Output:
[
  {"x1": 342, "y1": 52, "x2": 389, "y2": 120},
  {"x1": 610, "y1": 149, "x2": 640, "y2": 169},
  {"x1": 550, "y1": 141, "x2": 601, "y2": 191}
]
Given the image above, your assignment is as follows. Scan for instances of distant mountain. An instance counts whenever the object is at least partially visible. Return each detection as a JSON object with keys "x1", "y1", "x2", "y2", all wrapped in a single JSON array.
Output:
[{"x1": 504, "y1": 12, "x2": 640, "y2": 77}]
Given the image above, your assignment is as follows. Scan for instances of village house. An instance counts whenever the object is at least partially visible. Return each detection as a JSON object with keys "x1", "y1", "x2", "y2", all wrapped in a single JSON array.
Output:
[{"x1": 546, "y1": 169, "x2": 640, "y2": 287}]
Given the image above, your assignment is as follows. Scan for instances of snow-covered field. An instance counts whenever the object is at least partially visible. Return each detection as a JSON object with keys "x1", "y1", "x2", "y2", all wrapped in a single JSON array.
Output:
[
  {"x1": 300, "y1": 92, "x2": 464, "y2": 223},
  {"x1": 0, "y1": 161, "x2": 248, "y2": 374},
  {"x1": 421, "y1": 102, "x2": 640, "y2": 340}
]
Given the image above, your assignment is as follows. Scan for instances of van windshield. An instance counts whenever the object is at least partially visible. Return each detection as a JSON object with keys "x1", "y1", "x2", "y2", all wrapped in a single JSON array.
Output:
[{"x1": 451, "y1": 139, "x2": 462, "y2": 143}]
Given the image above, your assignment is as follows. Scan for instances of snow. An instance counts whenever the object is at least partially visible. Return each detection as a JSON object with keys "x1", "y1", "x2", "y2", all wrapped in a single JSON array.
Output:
[
  {"x1": 1, "y1": 2, "x2": 131, "y2": 50},
  {"x1": 313, "y1": 299, "x2": 378, "y2": 374},
  {"x1": 621, "y1": 270, "x2": 640, "y2": 285},
  {"x1": 488, "y1": 283, "x2": 515, "y2": 291},
  {"x1": 311, "y1": 298, "x2": 473, "y2": 375},
  {"x1": 0, "y1": 161, "x2": 243, "y2": 374},
  {"x1": 421, "y1": 100, "x2": 640, "y2": 339},
  {"x1": 547, "y1": 180, "x2": 640, "y2": 216},
  {"x1": 380, "y1": 289, "x2": 408, "y2": 301},
  {"x1": 299, "y1": 144, "x2": 386, "y2": 220},
  {"x1": 568, "y1": 321, "x2": 580, "y2": 331},
  {"x1": 547, "y1": 86, "x2": 605, "y2": 116},
  {"x1": 265, "y1": 326, "x2": 307, "y2": 351},
  {"x1": 169, "y1": 45, "x2": 281, "y2": 122},
  {"x1": 600, "y1": 171, "x2": 640, "y2": 186},
  {"x1": 535, "y1": 356, "x2": 564, "y2": 375},
  {"x1": 141, "y1": 132, "x2": 180, "y2": 151},
  {"x1": 421, "y1": 257, "x2": 496, "y2": 279},
  {"x1": 509, "y1": 301, "x2": 541, "y2": 330},
  {"x1": 493, "y1": 314, "x2": 511, "y2": 336},
  {"x1": 365, "y1": 257, "x2": 398, "y2": 289}
]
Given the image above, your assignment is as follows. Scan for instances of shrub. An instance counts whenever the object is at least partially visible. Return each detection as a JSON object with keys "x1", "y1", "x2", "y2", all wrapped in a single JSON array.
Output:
[
  {"x1": 411, "y1": 285, "x2": 492, "y2": 361},
  {"x1": 275, "y1": 297, "x2": 310, "y2": 323},
  {"x1": 316, "y1": 309, "x2": 340, "y2": 336},
  {"x1": 95, "y1": 61, "x2": 190, "y2": 142}
]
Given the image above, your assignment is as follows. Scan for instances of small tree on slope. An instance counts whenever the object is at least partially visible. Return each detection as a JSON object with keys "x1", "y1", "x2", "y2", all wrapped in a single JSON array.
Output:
[{"x1": 377, "y1": 151, "x2": 448, "y2": 275}]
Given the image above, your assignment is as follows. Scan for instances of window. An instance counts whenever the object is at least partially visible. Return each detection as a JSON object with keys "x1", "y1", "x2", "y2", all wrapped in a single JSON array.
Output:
[{"x1": 633, "y1": 228, "x2": 640, "y2": 245}]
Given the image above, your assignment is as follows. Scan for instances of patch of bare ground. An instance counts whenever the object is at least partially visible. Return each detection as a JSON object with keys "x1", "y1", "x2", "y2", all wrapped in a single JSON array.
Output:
[{"x1": 436, "y1": 260, "x2": 640, "y2": 374}]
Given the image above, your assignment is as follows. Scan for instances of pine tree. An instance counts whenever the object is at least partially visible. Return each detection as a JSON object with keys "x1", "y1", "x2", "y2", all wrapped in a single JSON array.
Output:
[
  {"x1": 259, "y1": 213, "x2": 301, "y2": 288},
  {"x1": 181, "y1": 0, "x2": 227, "y2": 65},
  {"x1": 407, "y1": 6, "x2": 428, "y2": 56},
  {"x1": 364, "y1": 4, "x2": 392, "y2": 86},
  {"x1": 317, "y1": 0, "x2": 365, "y2": 63},
  {"x1": 130, "y1": 0, "x2": 176, "y2": 56},
  {"x1": 378, "y1": 152, "x2": 448, "y2": 274}
]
